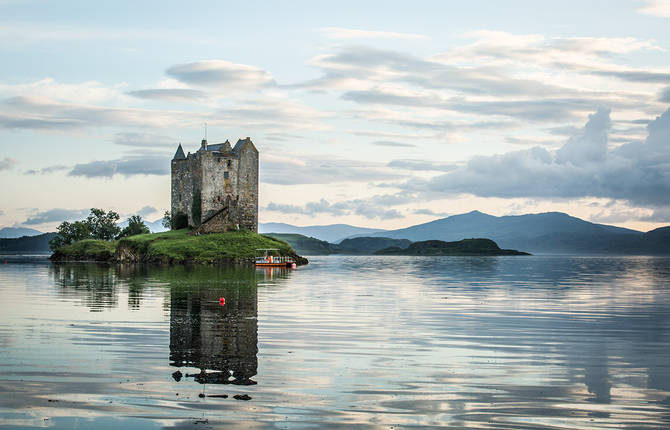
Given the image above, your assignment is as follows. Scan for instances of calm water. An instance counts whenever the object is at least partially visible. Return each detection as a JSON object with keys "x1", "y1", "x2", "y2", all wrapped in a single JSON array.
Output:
[{"x1": 1, "y1": 255, "x2": 670, "y2": 429}]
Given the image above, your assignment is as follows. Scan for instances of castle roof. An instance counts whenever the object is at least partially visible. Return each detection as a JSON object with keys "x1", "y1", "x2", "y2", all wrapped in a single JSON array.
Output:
[
  {"x1": 173, "y1": 144, "x2": 186, "y2": 160},
  {"x1": 233, "y1": 137, "x2": 258, "y2": 155},
  {"x1": 205, "y1": 139, "x2": 233, "y2": 153}
]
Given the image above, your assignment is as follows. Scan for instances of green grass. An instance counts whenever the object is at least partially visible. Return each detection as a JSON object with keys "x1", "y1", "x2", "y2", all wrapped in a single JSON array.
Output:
[
  {"x1": 52, "y1": 229, "x2": 299, "y2": 264},
  {"x1": 52, "y1": 238, "x2": 116, "y2": 261}
]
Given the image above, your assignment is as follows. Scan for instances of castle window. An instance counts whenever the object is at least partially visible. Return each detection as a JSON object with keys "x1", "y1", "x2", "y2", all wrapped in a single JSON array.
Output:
[
  {"x1": 227, "y1": 160, "x2": 232, "y2": 168},
  {"x1": 224, "y1": 171, "x2": 229, "y2": 179}
]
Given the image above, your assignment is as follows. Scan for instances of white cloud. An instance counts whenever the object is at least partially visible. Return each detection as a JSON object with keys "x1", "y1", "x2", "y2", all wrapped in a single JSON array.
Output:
[
  {"x1": 0, "y1": 95, "x2": 203, "y2": 130},
  {"x1": 638, "y1": 0, "x2": 670, "y2": 17},
  {"x1": 320, "y1": 27, "x2": 428, "y2": 41},
  {"x1": 166, "y1": 60, "x2": 275, "y2": 89},
  {"x1": 399, "y1": 107, "x2": 670, "y2": 207}
]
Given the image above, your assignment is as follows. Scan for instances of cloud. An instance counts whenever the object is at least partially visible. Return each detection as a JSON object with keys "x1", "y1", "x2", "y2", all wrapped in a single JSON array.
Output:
[
  {"x1": 166, "y1": 60, "x2": 274, "y2": 89},
  {"x1": 641, "y1": 206, "x2": 670, "y2": 222},
  {"x1": 136, "y1": 205, "x2": 158, "y2": 218},
  {"x1": 0, "y1": 157, "x2": 18, "y2": 171},
  {"x1": 23, "y1": 208, "x2": 89, "y2": 225},
  {"x1": 638, "y1": 0, "x2": 670, "y2": 17},
  {"x1": 215, "y1": 99, "x2": 329, "y2": 132},
  {"x1": 68, "y1": 155, "x2": 170, "y2": 178},
  {"x1": 343, "y1": 88, "x2": 617, "y2": 122},
  {"x1": 0, "y1": 96, "x2": 196, "y2": 130},
  {"x1": 127, "y1": 88, "x2": 206, "y2": 101},
  {"x1": 591, "y1": 69, "x2": 670, "y2": 83},
  {"x1": 387, "y1": 159, "x2": 458, "y2": 172},
  {"x1": 412, "y1": 208, "x2": 451, "y2": 217},
  {"x1": 660, "y1": 87, "x2": 670, "y2": 103},
  {"x1": 24, "y1": 165, "x2": 68, "y2": 175},
  {"x1": 264, "y1": 197, "x2": 404, "y2": 220},
  {"x1": 261, "y1": 153, "x2": 402, "y2": 185},
  {"x1": 400, "y1": 107, "x2": 670, "y2": 207},
  {"x1": 372, "y1": 140, "x2": 417, "y2": 148},
  {"x1": 320, "y1": 27, "x2": 428, "y2": 41},
  {"x1": 113, "y1": 132, "x2": 177, "y2": 148}
]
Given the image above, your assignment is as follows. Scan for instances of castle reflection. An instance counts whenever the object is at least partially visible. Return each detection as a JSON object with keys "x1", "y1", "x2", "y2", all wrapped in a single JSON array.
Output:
[{"x1": 169, "y1": 277, "x2": 259, "y2": 385}]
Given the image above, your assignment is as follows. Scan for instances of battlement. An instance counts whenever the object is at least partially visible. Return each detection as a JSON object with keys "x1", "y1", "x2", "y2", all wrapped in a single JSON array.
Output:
[{"x1": 171, "y1": 138, "x2": 259, "y2": 232}]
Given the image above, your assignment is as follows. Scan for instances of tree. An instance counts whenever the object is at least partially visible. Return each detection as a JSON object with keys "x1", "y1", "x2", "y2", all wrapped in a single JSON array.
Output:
[
  {"x1": 49, "y1": 208, "x2": 121, "y2": 251},
  {"x1": 117, "y1": 215, "x2": 150, "y2": 239},
  {"x1": 87, "y1": 208, "x2": 120, "y2": 240},
  {"x1": 49, "y1": 220, "x2": 91, "y2": 251},
  {"x1": 162, "y1": 211, "x2": 171, "y2": 229}
]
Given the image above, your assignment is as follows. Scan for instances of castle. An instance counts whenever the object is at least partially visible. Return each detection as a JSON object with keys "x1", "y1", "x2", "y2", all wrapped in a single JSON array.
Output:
[{"x1": 171, "y1": 137, "x2": 258, "y2": 234}]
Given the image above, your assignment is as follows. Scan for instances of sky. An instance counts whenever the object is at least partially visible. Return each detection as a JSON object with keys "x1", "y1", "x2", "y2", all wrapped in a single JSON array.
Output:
[{"x1": 1, "y1": 0, "x2": 670, "y2": 232}]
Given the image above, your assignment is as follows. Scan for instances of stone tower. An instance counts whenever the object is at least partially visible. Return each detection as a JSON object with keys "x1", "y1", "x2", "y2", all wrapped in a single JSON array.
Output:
[{"x1": 171, "y1": 137, "x2": 259, "y2": 233}]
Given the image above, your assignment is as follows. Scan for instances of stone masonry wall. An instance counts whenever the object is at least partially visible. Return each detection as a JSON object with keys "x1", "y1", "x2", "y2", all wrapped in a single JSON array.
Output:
[
  {"x1": 235, "y1": 142, "x2": 259, "y2": 232},
  {"x1": 171, "y1": 139, "x2": 258, "y2": 232}
]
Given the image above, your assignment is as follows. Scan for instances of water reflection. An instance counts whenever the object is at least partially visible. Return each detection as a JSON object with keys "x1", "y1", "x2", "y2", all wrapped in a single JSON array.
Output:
[
  {"x1": 169, "y1": 277, "x2": 258, "y2": 385},
  {"x1": 51, "y1": 263, "x2": 121, "y2": 310},
  {"x1": 3, "y1": 257, "x2": 668, "y2": 428}
]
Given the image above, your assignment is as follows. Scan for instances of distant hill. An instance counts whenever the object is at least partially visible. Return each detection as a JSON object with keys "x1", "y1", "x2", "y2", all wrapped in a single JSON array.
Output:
[
  {"x1": 336, "y1": 237, "x2": 412, "y2": 255},
  {"x1": 262, "y1": 233, "x2": 336, "y2": 255},
  {"x1": 259, "y1": 222, "x2": 386, "y2": 243},
  {"x1": 375, "y1": 238, "x2": 529, "y2": 256},
  {"x1": 264, "y1": 233, "x2": 412, "y2": 255},
  {"x1": 117, "y1": 218, "x2": 167, "y2": 233},
  {"x1": 357, "y1": 211, "x2": 670, "y2": 255},
  {"x1": 0, "y1": 227, "x2": 43, "y2": 238},
  {"x1": 0, "y1": 233, "x2": 57, "y2": 254}
]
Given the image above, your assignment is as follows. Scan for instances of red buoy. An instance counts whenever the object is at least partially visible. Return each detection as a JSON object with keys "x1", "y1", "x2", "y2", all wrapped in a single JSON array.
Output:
[{"x1": 219, "y1": 297, "x2": 226, "y2": 306}]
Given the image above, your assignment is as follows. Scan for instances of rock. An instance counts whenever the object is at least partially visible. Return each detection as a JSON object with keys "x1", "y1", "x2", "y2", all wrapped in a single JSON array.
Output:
[{"x1": 233, "y1": 394, "x2": 252, "y2": 401}]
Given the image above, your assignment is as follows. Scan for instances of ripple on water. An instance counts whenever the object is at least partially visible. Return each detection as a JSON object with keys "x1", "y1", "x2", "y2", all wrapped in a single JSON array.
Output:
[{"x1": 0, "y1": 256, "x2": 669, "y2": 428}]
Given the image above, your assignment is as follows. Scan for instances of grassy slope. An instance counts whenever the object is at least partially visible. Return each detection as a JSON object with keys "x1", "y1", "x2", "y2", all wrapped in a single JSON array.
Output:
[
  {"x1": 51, "y1": 238, "x2": 117, "y2": 261},
  {"x1": 52, "y1": 229, "x2": 300, "y2": 263}
]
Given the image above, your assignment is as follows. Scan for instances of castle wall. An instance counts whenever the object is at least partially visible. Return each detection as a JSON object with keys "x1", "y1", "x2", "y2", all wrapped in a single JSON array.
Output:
[
  {"x1": 201, "y1": 153, "x2": 239, "y2": 225},
  {"x1": 171, "y1": 158, "x2": 193, "y2": 224},
  {"x1": 235, "y1": 144, "x2": 259, "y2": 232},
  {"x1": 171, "y1": 139, "x2": 258, "y2": 233}
]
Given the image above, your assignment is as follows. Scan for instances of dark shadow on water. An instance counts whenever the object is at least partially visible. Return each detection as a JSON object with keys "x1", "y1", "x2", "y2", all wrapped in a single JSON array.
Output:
[{"x1": 168, "y1": 274, "x2": 259, "y2": 385}]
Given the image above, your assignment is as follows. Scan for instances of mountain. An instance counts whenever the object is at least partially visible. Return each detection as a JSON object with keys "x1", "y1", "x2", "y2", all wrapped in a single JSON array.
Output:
[
  {"x1": 0, "y1": 227, "x2": 43, "y2": 238},
  {"x1": 0, "y1": 233, "x2": 57, "y2": 254},
  {"x1": 335, "y1": 237, "x2": 412, "y2": 255},
  {"x1": 259, "y1": 222, "x2": 386, "y2": 243},
  {"x1": 262, "y1": 233, "x2": 336, "y2": 255},
  {"x1": 375, "y1": 238, "x2": 529, "y2": 256},
  {"x1": 264, "y1": 233, "x2": 411, "y2": 255},
  {"x1": 359, "y1": 211, "x2": 669, "y2": 255}
]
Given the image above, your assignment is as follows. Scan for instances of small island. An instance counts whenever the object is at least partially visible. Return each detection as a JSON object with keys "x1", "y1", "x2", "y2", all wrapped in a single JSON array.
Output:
[
  {"x1": 50, "y1": 138, "x2": 307, "y2": 266},
  {"x1": 374, "y1": 238, "x2": 530, "y2": 256},
  {"x1": 51, "y1": 229, "x2": 307, "y2": 265}
]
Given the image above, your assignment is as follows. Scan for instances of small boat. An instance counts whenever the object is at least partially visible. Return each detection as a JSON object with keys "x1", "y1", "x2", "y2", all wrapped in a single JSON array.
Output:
[{"x1": 254, "y1": 248, "x2": 296, "y2": 268}]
